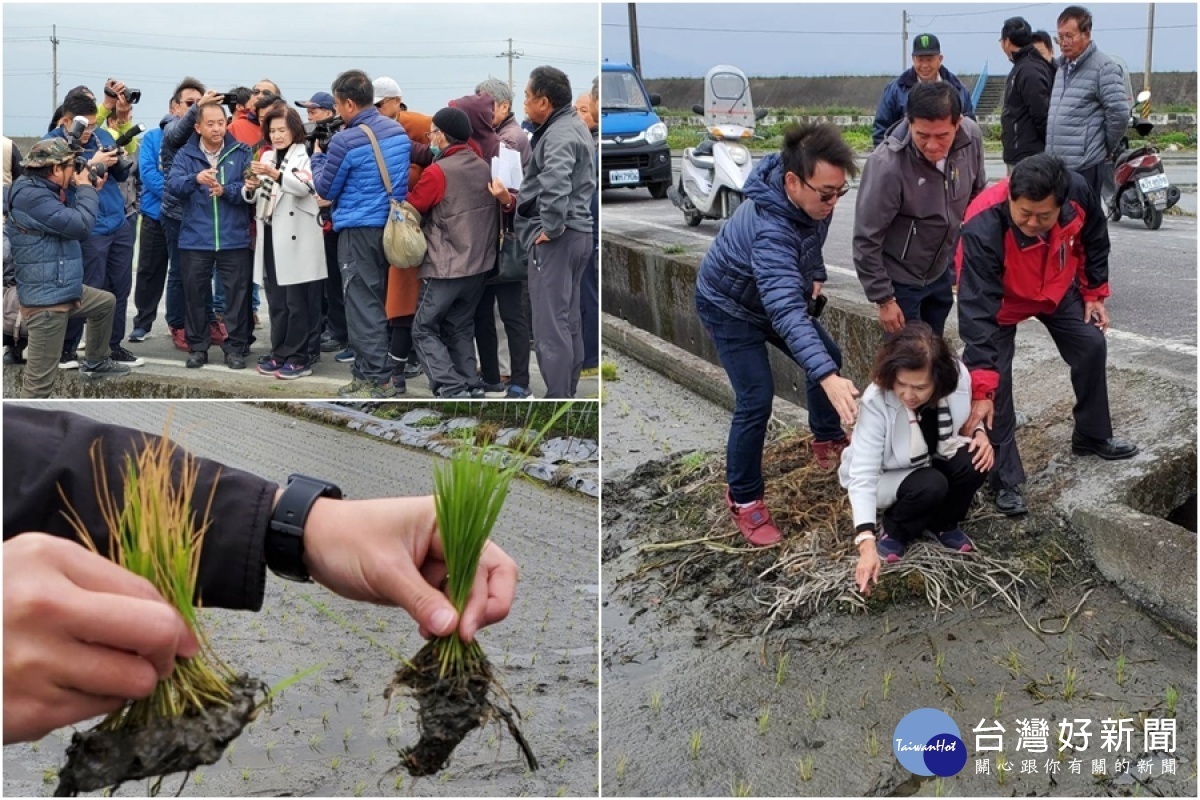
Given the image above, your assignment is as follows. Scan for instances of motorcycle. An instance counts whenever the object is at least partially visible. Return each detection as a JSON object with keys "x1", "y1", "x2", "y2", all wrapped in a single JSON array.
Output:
[
  {"x1": 668, "y1": 64, "x2": 766, "y2": 227},
  {"x1": 1108, "y1": 90, "x2": 1180, "y2": 230}
]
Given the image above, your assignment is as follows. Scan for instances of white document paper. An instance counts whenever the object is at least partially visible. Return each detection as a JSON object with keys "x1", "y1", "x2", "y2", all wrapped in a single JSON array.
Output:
[{"x1": 491, "y1": 144, "x2": 523, "y2": 190}]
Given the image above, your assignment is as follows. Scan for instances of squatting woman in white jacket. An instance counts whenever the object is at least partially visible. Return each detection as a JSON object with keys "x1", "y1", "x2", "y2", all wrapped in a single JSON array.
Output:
[
  {"x1": 839, "y1": 324, "x2": 994, "y2": 595},
  {"x1": 243, "y1": 106, "x2": 326, "y2": 380}
]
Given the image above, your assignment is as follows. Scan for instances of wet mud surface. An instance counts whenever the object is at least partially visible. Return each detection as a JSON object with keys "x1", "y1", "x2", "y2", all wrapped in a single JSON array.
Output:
[
  {"x1": 601, "y1": 442, "x2": 1196, "y2": 797},
  {"x1": 3, "y1": 402, "x2": 599, "y2": 797}
]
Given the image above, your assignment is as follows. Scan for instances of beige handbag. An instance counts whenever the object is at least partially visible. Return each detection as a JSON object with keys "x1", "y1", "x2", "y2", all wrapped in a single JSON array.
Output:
[{"x1": 360, "y1": 126, "x2": 426, "y2": 268}]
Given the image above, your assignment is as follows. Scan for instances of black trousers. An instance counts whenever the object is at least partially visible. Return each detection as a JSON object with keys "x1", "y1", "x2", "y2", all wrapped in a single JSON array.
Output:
[
  {"x1": 475, "y1": 280, "x2": 532, "y2": 389},
  {"x1": 131, "y1": 214, "x2": 169, "y2": 333},
  {"x1": 413, "y1": 274, "x2": 488, "y2": 394},
  {"x1": 263, "y1": 228, "x2": 324, "y2": 364},
  {"x1": 883, "y1": 447, "x2": 988, "y2": 541},
  {"x1": 322, "y1": 229, "x2": 347, "y2": 343},
  {"x1": 990, "y1": 285, "x2": 1112, "y2": 490},
  {"x1": 180, "y1": 248, "x2": 252, "y2": 355}
]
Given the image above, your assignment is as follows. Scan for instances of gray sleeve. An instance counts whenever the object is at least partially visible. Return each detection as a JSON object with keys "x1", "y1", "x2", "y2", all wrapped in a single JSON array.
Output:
[
  {"x1": 851, "y1": 156, "x2": 902, "y2": 304},
  {"x1": 1098, "y1": 61, "x2": 1131, "y2": 156}
]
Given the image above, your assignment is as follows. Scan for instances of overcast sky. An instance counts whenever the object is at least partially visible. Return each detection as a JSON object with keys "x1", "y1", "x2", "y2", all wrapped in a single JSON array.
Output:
[
  {"x1": 2, "y1": 1, "x2": 598, "y2": 137},
  {"x1": 602, "y1": 1, "x2": 1197, "y2": 78}
]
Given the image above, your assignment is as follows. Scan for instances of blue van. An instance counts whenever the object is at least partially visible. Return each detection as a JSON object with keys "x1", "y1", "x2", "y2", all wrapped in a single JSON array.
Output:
[{"x1": 600, "y1": 62, "x2": 672, "y2": 198}]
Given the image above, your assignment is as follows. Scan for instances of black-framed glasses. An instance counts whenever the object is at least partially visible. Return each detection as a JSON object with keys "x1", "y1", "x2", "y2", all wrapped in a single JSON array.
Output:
[
  {"x1": 183, "y1": 99, "x2": 197, "y2": 107},
  {"x1": 802, "y1": 177, "x2": 850, "y2": 203}
]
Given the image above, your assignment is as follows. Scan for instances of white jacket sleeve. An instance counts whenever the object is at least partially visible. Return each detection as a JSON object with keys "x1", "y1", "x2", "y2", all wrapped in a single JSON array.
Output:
[{"x1": 845, "y1": 389, "x2": 889, "y2": 530}]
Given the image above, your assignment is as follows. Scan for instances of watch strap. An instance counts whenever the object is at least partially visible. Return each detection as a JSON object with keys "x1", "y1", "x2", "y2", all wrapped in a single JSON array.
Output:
[{"x1": 265, "y1": 473, "x2": 342, "y2": 582}]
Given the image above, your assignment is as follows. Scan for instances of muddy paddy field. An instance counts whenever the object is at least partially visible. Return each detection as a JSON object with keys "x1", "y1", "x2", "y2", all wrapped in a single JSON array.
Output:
[
  {"x1": 601, "y1": 437, "x2": 1196, "y2": 797},
  {"x1": 3, "y1": 401, "x2": 599, "y2": 797}
]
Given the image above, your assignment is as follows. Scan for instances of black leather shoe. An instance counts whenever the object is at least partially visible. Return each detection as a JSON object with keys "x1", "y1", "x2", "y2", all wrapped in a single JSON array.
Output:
[
  {"x1": 186, "y1": 351, "x2": 207, "y2": 369},
  {"x1": 995, "y1": 487, "x2": 1028, "y2": 516},
  {"x1": 225, "y1": 352, "x2": 247, "y2": 370},
  {"x1": 1072, "y1": 434, "x2": 1139, "y2": 460}
]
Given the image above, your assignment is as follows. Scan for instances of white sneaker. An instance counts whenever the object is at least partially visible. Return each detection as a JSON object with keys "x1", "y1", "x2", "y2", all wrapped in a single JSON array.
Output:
[{"x1": 59, "y1": 356, "x2": 80, "y2": 370}]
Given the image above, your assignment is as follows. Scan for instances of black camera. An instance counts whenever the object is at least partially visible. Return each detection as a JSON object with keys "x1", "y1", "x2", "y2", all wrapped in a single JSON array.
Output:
[
  {"x1": 71, "y1": 154, "x2": 107, "y2": 186},
  {"x1": 103, "y1": 83, "x2": 141, "y2": 104},
  {"x1": 223, "y1": 87, "x2": 252, "y2": 113},
  {"x1": 304, "y1": 115, "x2": 344, "y2": 154},
  {"x1": 97, "y1": 124, "x2": 146, "y2": 174}
]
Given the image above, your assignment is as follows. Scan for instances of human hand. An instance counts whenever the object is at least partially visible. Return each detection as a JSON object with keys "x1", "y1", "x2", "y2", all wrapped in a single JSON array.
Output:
[
  {"x1": 3, "y1": 534, "x2": 200, "y2": 744},
  {"x1": 812, "y1": 281, "x2": 824, "y2": 298},
  {"x1": 198, "y1": 90, "x2": 224, "y2": 108},
  {"x1": 877, "y1": 299, "x2": 905, "y2": 333},
  {"x1": 1084, "y1": 300, "x2": 1109, "y2": 333},
  {"x1": 312, "y1": 137, "x2": 324, "y2": 155},
  {"x1": 317, "y1": 196, "x2": 333, "y2": 208},
  {"x1": 196, "y1": 169, "x2": 217, "y2": 188},
  {"x1": 210, "y1": 183, "x2": 224, "y2": 197},
  {"x1": 819, "y1": 373, "x2": 860, "y2": 426},
  {"x1": 72, "y1": 169, "x2": 92, "y2": 189},
  {"x1": 104, "y1": 80, "x2": 123, "y2": 111},
  {"x1": 244, "y1": 175, "x2": 260, "y2": 190},
  {"x1": 90, "y1": 149, "x2": 119, "y2": 169},
  {"x1": 115, "y1": 91, "x2": 133, "y2": 122},
  {"x1": 534, "y1": 232, "x2": 550, "y2": 245},
  {"x1": 487, "y1": 178, "x2": 513, "y2": 206},
  {"x1": 302, "y1": 496, "x2": 518, "y2": 643},
  {"x1": 855, "y1": 540, "x2": 881, "y2": 595},
  {"x1": 961, "y1": 398, "x2": 994, "y2": 437},
  {"x1": 967, "y1": 430, "x2": 994, "y2": 472}
]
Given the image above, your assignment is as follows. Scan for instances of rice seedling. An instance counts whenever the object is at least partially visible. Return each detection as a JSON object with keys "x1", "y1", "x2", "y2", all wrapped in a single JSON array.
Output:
[
  {"x1": 42, "y1": 769, "x2": 57, "y2": 784},
  {"x1": 866, "y1": 727, "x2": 880, "y2": 758},
  {"x1": 933, "y1": 777, "x2": 946, "y2": 796},
  {"x1": 1063, "y1": 667, "x2": 1078, "y2": 701},
  {"x1": 757, "y1": 706, "x2": 771, "y2": 735},
  {"x1": 393, "y1": 775, "x2": 404, "y2": 790},
  {"x1": 776, "y1": 653, "x2": 790, "y2": 686},
  {"x1": 600, "y1": 362, "x2": 619, "y2": 382},
  {"x1": 688, "y1": 730, "x2": 702, "y2": 759},
  {"x1": 192, "y1": 772, "x2": 203, "y2": 786},
  {"x1": 309, "y1": 734, "x2": 324, "y2": 753},
  {"x1": 994, "y1": 689, "x2": 1004, "y2": 717},
  {"x1": 806, "y1": 688, "x2": 828, "y2": 720},
  {"x1": 330, "y1": 757, "x2": 341, "y2": 770},
  {"x1": 995, "y1": 752, "x2": 1009, "y2": 786},
  {"x1": 386, "y1": 404, "x2": 572, "y2": 776},
  {"x1": 731, "y1": 778, "x2": 753, "y2": 797},
  {"x1": 648, "y1": 690, "x2": 662, "y2": 714},
  {"x1": 241, "y1": 768, "x2": 250, "y2": 782},
  {"x1": 265, "y1": 741, "x2": 276, "y2": 761},
  {"x1": 615, "y1": 754, "x2": 628, "y2": 782},
  {"x1": 797, "y1": 755, "x2": 814, "y2": 782},
  {"x1": 1116, "y1": 654, "x2": 1127, "y2": 687},
  {"x1": 353, "y1": 781, "x2": 366, "y2": 797},
  {"x1": 1002, "y1": 646, "x2": 1022, "y2": 677},
  {"x1": 882, "y1": 669, "x2": 894, "y2": 700},
  {"x1": 54, "y1": 428, "x2": 264, "y2": 796},
  {"x1": 1165, "y1": 685, "x2": 1179, "y2": 717}
]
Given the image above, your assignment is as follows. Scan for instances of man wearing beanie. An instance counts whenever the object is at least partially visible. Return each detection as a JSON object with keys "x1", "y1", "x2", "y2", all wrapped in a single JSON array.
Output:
[{"x1": 407, "y1": 107, "x2": 501, "y2": 398}]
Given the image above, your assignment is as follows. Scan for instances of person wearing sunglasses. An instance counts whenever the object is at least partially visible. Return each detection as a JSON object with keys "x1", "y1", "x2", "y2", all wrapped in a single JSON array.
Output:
[
  {"x1": 853, "y1": 81, "x2": 986, "y2": 338},
  {"x1": 695, "y1": 123, "x2": 862, "y2": 547}
]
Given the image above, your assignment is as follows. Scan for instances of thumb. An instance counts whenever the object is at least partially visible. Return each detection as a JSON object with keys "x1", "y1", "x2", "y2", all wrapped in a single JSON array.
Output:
[{"x1": 385, "y1": 560, "x2": 459, "y2": 637}]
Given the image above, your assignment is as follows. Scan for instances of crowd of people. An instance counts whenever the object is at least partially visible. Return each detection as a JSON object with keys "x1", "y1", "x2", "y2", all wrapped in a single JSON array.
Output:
[
  {"x1": 696, "y1": 5, "x2": 1140, "y2": 578},
  {"x1": 4, "y1": 65, "x2": 600, "y2": 399}
]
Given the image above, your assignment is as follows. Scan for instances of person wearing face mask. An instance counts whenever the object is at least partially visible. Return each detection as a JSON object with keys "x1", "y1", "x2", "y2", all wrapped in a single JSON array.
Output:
[
  {"x1": 840, "y1": 324, "x2": 991, "y2": 594},
  {"x1": 955, "y1": 153, "x2": 1138, "y2": 518},
  {"x1": 853, "y1": 82, "x2": 986, "y2": 337},
  {"x1": 4, "y1": 139, "x2": 131, "y2": 396},
  {"x1": 243, "y1": 106, "x2": 326, "y2": 380},
  {"x1": 694, "y1": 124, "x2": 862, "y2": 547}
]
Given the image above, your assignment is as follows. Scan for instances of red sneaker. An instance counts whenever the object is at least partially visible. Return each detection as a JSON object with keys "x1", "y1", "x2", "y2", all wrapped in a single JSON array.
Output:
[
  {"x1": 209, "y1": 320, "x2": 228, "y2": 346},
  {"x1": 811, "y1": 436, "x2": 850, "y2": 470},
  {"x1": 725, "y1": 491, "x2": 783, "y2": 547},
  {"x1": 169, "y1": 326, "x2": 188, "y2": 352}
]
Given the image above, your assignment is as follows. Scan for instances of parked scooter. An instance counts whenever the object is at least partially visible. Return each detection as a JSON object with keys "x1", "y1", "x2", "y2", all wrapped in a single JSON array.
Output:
[
  {"x1": 668, "y1": 65, "x2": 766, "y2": 226},
  {"x1": 1108, "y1": 90, "x2": 1180, "y2": 230}
]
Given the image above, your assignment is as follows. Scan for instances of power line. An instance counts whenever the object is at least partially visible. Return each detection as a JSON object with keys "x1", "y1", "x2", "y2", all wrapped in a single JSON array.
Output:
[
  {"x1": 911, "y1": 3, "x2": 1050, "y2": 21},
  {"x1": 599, "y1": 22, "x2": 1196, "y2": 36}
]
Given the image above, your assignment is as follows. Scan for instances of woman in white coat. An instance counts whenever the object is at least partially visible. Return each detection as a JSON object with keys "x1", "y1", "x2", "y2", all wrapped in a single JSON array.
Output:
[
  {"x1": 840, "y1": 324, "x2": 994, "y2": 595},
  {"x1": 243, "y1": 106, "x2": 325, "y2": 380}
]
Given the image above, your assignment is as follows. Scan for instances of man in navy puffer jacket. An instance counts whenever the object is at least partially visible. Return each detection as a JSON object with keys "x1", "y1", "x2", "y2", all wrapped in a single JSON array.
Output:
[
  {"x1": 5, "y1": 139, "x2": 130, "y2": 397},
  {"x1": 312, "y1": 69, "x2": 411, "y2": 398},
  {"x1": 695, "y1": 124, "x2": 861, "y2": 547}
]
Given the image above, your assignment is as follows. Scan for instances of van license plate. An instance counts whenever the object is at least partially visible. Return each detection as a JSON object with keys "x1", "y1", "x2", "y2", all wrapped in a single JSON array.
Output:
[
  {"x1": 1138, "y1": 174, "x2": 1169, "y2": 192},
  {"x1": 609, "y1": 169, "x2": 640, "y2": 185}
]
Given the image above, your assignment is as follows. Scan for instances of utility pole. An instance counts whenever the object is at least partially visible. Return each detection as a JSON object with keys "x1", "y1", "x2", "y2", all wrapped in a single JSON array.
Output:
[
  {"x1": 628, "y1": 3, "x2": 642, "y2": 75},
  {"x1": 1143, "y1": 3, "x2": 1155, "y2": 94},
  {"x1": 499, "y1": 38, "x2": 524, "y2": 94},
  {"x1": 51, "y1": 24, "x2": 59, "y2": 110},
  {"x1": 901, "y1": 10, "x2": 910, "y2": 73}
]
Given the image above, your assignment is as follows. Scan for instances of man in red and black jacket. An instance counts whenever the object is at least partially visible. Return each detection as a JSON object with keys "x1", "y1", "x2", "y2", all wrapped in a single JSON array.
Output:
[{"x1": 956, "y1": 153, "x2": 1138, "y2": 516}]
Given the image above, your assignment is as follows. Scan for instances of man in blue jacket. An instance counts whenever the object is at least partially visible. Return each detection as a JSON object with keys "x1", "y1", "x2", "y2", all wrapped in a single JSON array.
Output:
[
  {"x1": 127, "y1": 111, "x2": 168, "y2": 342},
  {"x1": 45, "y1": 93, "x2": 142, "y2": 370},
  {"x1": 873, "y1": 34, "x2": 976, "y2": 147},
  {"x1": 695, "y1": 124, "x2": 861, "y2": 547},
  {"x1": 5, "y1": 139, "x2": 130, "y2": 397},
  {"x1": 166, "y1": 103, "x2": 253, "y2": 369},
  {"x1": 312, "y1": 69, "x2": 411, "y2": 398}
]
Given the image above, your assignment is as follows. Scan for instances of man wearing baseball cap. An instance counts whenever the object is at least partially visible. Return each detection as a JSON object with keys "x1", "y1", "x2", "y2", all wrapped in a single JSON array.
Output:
[
  {"x1": 296, "y1": 91, "x2": 336, "y2": 123},
  {"x1": 5, "y1": 139, "x2": 131, "y2": 396},
  {"x1": 873, "y1": 33, "x2": 975, "y2": 146}
]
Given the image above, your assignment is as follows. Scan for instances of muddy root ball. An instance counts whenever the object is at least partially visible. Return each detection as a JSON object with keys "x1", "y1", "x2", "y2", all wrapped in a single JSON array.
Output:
[
  {"x1": 390, "y1": 647, "x2": 537, "y2": 776},
  {"x1": 54, "y1": 676, "x2": 263, "y2": 797}
]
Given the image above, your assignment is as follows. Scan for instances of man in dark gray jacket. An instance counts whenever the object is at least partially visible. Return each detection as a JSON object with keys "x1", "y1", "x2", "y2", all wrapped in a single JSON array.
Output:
[
  {"x1": 853, "y1": 82, "x2": 986, "y2": 336},
  {"x1": 1045, "y1": 5, "x2": 1130, "y2": 200},
  {"x1": 507, "y1": 65, "x2": 595, "y2": 399}
]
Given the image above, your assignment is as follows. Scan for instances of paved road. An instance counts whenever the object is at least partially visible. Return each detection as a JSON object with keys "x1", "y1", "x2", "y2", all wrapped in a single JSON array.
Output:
[{"x1": 602, "y1": 182, "x2": 1198, "y2": 380}]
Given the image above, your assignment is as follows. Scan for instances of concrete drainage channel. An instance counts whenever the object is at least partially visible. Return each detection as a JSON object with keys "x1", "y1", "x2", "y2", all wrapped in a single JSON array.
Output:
[
  {"x1": 275, "y1": 402, "x2": 600, "y2": 499},
  {"x1": 602, "y1": 235, "x2": 1198, "y2": 638}
]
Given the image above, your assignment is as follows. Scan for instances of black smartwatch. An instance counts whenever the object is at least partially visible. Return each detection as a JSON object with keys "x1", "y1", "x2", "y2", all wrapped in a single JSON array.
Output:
[{"x1": 265, "y1": 473, "x2": 342, "y2": 582}]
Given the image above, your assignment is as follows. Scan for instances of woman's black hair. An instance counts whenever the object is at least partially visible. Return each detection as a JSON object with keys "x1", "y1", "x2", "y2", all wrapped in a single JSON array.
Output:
[{"x1": 871, "y1": 322, "x2": 959, "y2": 400}]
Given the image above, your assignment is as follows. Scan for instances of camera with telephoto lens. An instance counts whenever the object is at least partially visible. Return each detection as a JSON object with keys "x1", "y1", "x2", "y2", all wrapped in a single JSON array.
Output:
[
  {"x1": 99, "y1": 124, "x2": 147, "y2": 174},
  {"x1": 223, "y1": 87, "x2": 252, "y2": 114},
  {"x1": 103, "y1": 82, "x2": 141, "y2": 104},
  {"x1": 65, "y1": 117, "x2": 109, "y2": 187},
  {"x1": 304, "y1": 115, "x2": 344, "y2": 154}
]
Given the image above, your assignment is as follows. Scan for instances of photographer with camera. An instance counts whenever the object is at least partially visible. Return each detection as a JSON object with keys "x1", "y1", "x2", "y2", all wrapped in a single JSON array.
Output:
[
  {"x1": 224, "y1": 87, "x2": 260, "y2": 147},
  {"x1": 97, "y1": 79, "x2": 141, "y2": 155},
  {"x1": 166, "y1": 103, "x2": 254, "y2": 370},
  {"x1": 297, "y1": 92, "x2": 349, "y2": 356},
  {"x1": 46, "y1": 93, "x2": 143, "y2": 371},
  {"x1": 5, "y1": 140, "x2": 131, "y2": 397},
  {"x1": 311, "y1": 69, "x2": 411, "y2": 398}
]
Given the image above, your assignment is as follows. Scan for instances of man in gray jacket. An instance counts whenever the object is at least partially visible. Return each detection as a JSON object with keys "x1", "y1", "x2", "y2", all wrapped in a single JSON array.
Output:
[
  {"x1": 499, "y1": 65, "x2": 595, "y2": 399},
  {"x1": 853, "y1": 82, "x2": 986, "y2": 336},
  {"x1": 1045, "y1": 5, "x2": 1130, "y2": 201}
]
